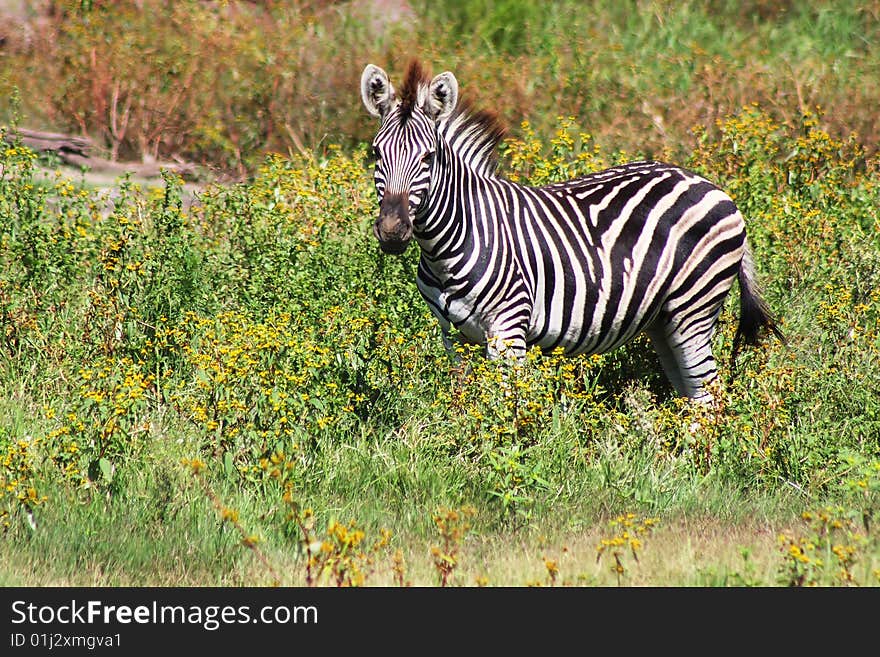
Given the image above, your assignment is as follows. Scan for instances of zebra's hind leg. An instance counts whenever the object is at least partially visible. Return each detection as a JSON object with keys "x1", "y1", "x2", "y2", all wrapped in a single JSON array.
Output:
[
  {"x1": 645, "y1": 325, "x2": 689, "y2": 398},
  {"x1": 645, "y1": 316, "x2": 719, "y2": 405}
]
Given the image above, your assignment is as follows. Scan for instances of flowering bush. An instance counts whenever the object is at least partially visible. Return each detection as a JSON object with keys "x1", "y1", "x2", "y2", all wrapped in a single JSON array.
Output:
[{"x1": 0, "y1": 105, "x2": 878, "y2": 584}]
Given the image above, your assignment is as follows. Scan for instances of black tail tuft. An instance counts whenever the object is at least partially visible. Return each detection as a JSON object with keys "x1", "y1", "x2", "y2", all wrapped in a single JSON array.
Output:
[{"x1": 730, "y1": 243, "x2": 786, "y2": 372}]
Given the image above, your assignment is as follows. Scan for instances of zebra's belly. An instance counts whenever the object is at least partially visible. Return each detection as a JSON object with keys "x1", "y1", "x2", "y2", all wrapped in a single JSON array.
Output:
[
  {"x1": 524, "y1": 295, "x2": 655, "y2": 357},
  {"x1": 422, "y1": 275, "x2": 655, "y2": 354}
]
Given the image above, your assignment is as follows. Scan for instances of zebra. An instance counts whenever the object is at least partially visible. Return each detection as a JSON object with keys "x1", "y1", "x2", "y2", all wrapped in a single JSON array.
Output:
[{"x1": 360, "y1": 60, "x2": 784, "y2": 403}]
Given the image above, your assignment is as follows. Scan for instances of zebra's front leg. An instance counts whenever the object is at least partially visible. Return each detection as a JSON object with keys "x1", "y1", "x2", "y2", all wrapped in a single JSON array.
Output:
[
  {"x1": 440, "y1": 327, "x2": 460, "y2": 362},
  {"x1": 483, "y1": 328, "x2": 529, "y2": 428},
  {"x1": 485, "y1": 327, "x2": 527, "y2": 362}
]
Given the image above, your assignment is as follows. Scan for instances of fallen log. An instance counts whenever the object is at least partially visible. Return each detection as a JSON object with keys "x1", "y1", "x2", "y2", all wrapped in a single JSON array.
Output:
[
  {"x1": 2, "y1": 127, "x2": 202, "y2": 180},
  {"x1": 3, "y1": 127, "x2": 93, "y2": 157}
]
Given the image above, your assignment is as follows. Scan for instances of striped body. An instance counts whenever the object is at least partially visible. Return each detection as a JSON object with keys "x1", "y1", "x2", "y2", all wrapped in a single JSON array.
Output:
[{"x1": 361, "y1": 61, "x2": 783, "y2": 402}]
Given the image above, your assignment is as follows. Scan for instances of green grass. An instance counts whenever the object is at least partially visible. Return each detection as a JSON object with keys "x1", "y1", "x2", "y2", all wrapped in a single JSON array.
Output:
[{"x1": 1, "y1": 116, "x2": 878, "y2": 584}]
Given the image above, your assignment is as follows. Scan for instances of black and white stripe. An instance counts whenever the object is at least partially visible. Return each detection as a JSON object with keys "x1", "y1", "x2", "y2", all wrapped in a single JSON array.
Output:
[{"x1": 361, "y1": 61, "x2": 784, "y2": 402}]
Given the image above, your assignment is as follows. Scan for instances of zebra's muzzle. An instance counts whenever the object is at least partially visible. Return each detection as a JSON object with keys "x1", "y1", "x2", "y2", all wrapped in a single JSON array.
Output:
[{"x1": 374, "y1": 193, "x2": 413, "y2": 254}]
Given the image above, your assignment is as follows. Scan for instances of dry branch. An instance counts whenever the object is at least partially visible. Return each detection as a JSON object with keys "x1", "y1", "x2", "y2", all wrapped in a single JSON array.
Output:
[{"x1": 3, "y1": 127, "x2": 202, "y2": 180}]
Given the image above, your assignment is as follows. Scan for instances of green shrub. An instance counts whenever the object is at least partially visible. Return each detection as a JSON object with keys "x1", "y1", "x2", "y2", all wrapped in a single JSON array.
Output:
[{"x1": 1, "y1": 96, "x2": 878, "y2": 584}]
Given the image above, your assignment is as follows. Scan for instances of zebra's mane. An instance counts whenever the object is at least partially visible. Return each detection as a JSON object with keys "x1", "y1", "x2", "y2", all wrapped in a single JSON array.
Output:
[
  {"x1": 399, "y1": 59, "x2": 507, "y2": 175},
  {"x1": 398, "y1": 59, "x2": 429, "y2": 122},
  {"x1": 444, "y1": 99, "x2": 507, "y2": 175}
]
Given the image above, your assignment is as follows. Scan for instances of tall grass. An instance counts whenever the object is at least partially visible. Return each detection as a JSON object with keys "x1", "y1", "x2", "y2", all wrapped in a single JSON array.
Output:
[{"x1": 1, "y1": 87, "x2": 878, "y2": 584}]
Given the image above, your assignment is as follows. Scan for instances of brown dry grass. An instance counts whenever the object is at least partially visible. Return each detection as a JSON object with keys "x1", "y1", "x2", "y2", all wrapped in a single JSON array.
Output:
[
  {"x1": 0, "y1": 514, "x2": 835, "y2": 587},
  {"x1": 2, "y1": 2, "x2": 878, "y2": 176}
]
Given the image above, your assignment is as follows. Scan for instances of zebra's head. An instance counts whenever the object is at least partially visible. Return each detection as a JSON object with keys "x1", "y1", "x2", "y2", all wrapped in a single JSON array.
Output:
[{"x1": 361, "y1": 61, "x2": 458, "y2": 254}]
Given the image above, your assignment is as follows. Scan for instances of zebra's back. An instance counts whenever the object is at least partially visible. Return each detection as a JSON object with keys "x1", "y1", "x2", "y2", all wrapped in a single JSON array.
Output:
[{"x1": 508, "y1": 161, "x2": 746, "y2": 357}]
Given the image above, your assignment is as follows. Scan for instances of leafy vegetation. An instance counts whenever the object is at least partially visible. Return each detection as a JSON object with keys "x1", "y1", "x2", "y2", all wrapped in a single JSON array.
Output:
[{"x1": 0, "y1": 1, "x2": 878, "y2": 586}]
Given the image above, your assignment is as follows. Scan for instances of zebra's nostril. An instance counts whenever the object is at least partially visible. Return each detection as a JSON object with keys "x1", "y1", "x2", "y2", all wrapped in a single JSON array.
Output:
[
  {"x1": 378, "y1": 238, "x2": 410, "y2": 255},
  {"x1": 374, "y1": 209, "x2": 413, "y2": 252}
]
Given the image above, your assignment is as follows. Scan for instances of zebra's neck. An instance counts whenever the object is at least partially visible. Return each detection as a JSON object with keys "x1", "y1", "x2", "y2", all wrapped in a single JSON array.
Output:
[
  {"x1": 415, "y1": 151, "x2": 505, "y2": 263},
  {"x1": 414, "y1": 114, "x2": 510, "y2": 261}
]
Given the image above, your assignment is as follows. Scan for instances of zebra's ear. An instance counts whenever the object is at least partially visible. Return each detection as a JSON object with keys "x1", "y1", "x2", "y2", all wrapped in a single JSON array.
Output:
[
  {"x1": 425, "y1": 71, "x2": 458, "y2": 121},
  {"x1": 361, "y1": 64, "x2": 396, "y2": 119}
]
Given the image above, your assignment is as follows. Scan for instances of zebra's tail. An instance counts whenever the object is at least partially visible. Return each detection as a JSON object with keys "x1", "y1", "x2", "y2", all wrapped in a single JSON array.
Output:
[{"x1": 730, "y1": 240, "x2": 786, "y2": 372}]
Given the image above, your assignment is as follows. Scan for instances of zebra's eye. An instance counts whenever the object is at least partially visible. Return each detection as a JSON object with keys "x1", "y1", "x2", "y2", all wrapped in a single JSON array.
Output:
[
  {"x1": 372, "y1": 146, "x2": 382, "y2": 161},
  {"x1": 421, "y1": 151, "x2": 435, "y2": 165}
]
